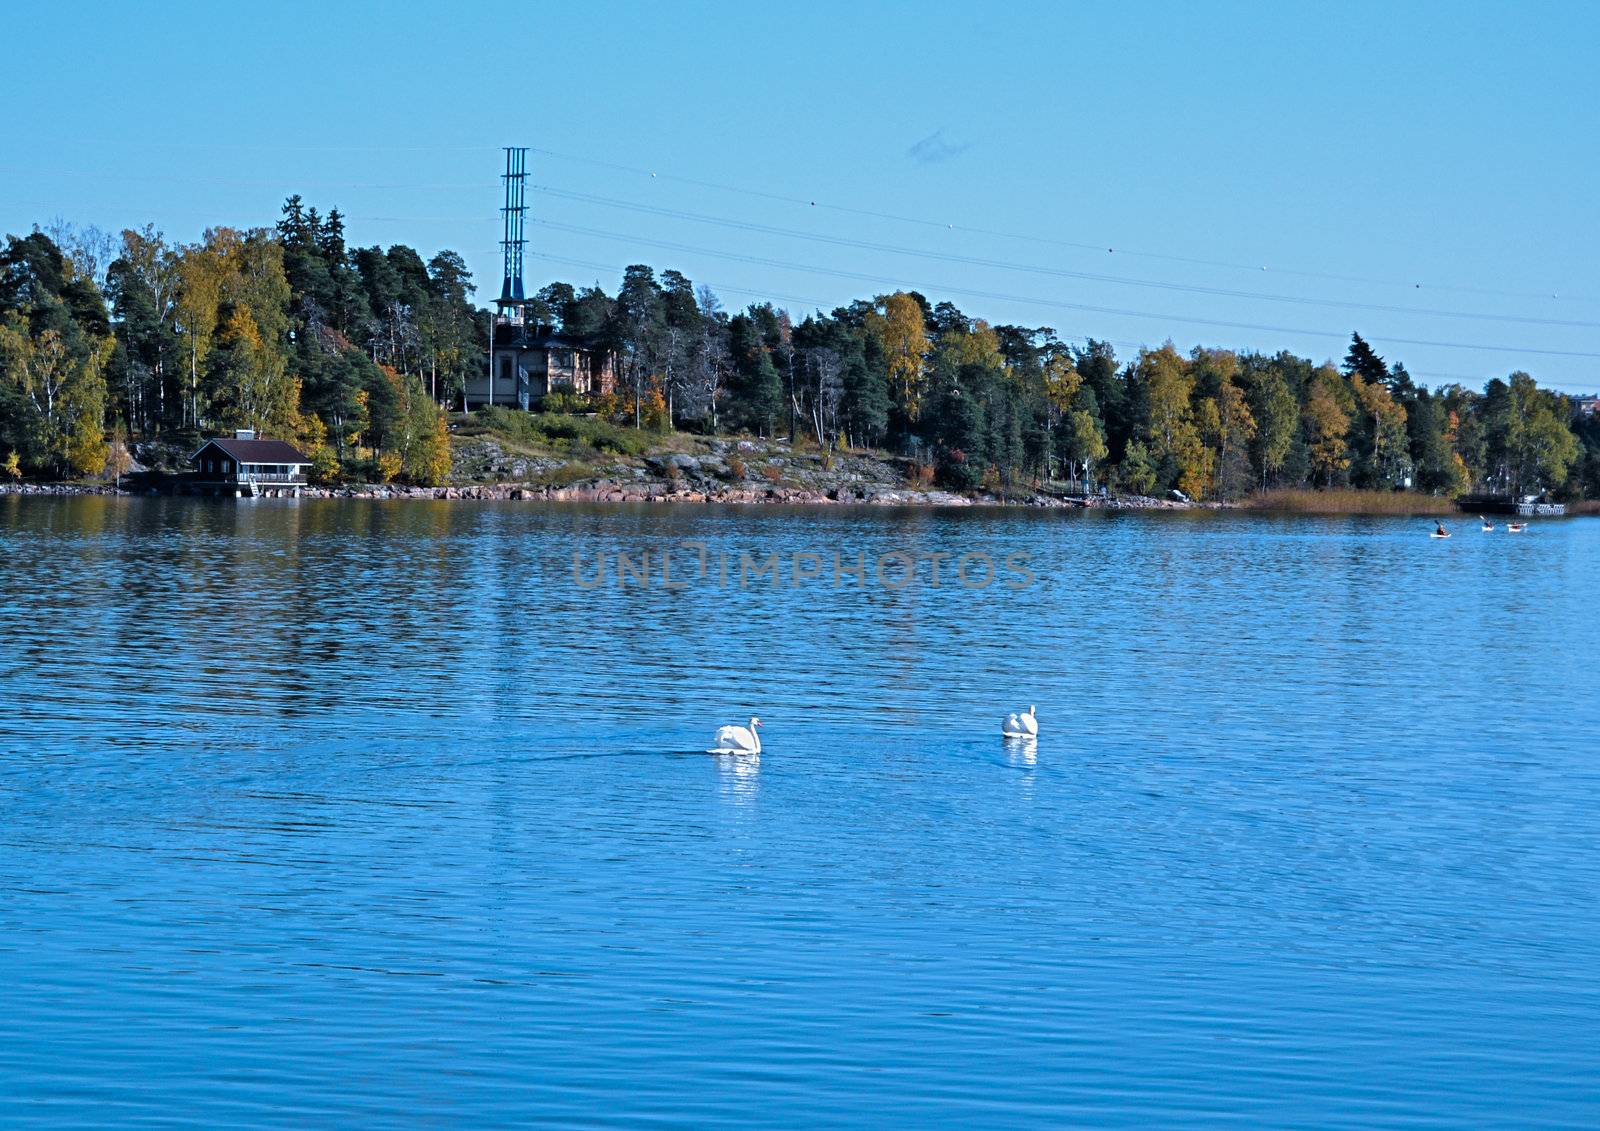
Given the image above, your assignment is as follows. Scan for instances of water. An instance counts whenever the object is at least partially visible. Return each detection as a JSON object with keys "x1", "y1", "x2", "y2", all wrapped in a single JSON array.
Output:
[{"x1": 2, "y1": 495, "x2": 1597, "y2": 1128}]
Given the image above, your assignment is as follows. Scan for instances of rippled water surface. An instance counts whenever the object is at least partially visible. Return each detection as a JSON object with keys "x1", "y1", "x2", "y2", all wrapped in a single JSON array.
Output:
[{"x1": 3, "y1": 496, "x2": 1598, "y2": 1127}]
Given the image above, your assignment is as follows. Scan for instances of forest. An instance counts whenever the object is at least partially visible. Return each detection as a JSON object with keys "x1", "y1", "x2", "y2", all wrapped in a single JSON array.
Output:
[{"x1": 2, "y1": 195, "x2": 1596, "y2": 500}]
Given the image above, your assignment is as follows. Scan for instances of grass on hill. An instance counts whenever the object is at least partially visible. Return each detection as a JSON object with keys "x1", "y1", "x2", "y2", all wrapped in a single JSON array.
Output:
[
  {"x1": 454, "y1": 406, "x2": 683, "y2": 459},
  {"x1": 1242, "y1": 488, "x2": 1458, "y2": 515}
]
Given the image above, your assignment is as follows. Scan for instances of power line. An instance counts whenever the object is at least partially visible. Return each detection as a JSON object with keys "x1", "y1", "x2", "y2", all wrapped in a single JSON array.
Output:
[
  {"x1": 527, "y1": 145, "x2": 1594, "y2": 305},
  {"x1": 0, "y1": 165, "x2": 485, "y2": 192},
  {"x1": 531, "y1": 218, "x2": 1600, "y2": 360},
  {"x1": 527, "y1": 183, "x2": 1600, "y2": 330}
]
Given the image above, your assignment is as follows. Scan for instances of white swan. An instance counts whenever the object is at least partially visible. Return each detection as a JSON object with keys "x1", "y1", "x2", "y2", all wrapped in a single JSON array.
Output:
[
  {"x1": 709, "y1": 717, "x2": 761, "y2": 755},
  {"x1": 1002, "y1": 705, "x2": 1038, "y2": 739}
]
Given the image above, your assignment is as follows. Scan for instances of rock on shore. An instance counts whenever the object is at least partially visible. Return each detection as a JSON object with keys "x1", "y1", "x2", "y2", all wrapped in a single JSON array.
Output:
[
  {"x1": 1, "y1": 483, "x2": 126, "y2": 497},
  {"x1": 3, "y1": 435, "x2": 1204, "y2": 510}
]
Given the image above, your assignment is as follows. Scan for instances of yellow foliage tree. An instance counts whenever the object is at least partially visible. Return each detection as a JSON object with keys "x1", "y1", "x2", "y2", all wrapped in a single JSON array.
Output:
[
  {"x1": 1351, "y1": 373, "x2": 1409, "y2": 487},
  {"x1": 640, "y1": 386, "x2": 670, "y2": 432},
  {"x1": 867, "y1": 292, "x2": 929, "y2": 421},
  {"x1": 1207, "y1": 382, "x2": 1257, "y2": 499},
  {"x1": 1041, "y1": 351, "x2": 1082, "y2": 418},
  {"x1": 376, "y1": 363, "x2": 452, "y2": 486},
  {"x1": 935, "y1": 319, "x2": 1004, "y2": 374},
  {"x1": 1141, "y1": 343, "x2": 1194, "y2": 452},
  {"x1": 173, "y1": 238, "x2": 227, "y2": 427},
  {"x1": 1305, "y1": 374, "x2": 1352, "y2": 487}
]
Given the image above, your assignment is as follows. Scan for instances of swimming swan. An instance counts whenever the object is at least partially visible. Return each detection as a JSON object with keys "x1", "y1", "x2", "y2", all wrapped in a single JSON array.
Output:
[
  {"x1": 709, "y1": 717, "x2": 761, "y2": 755},
  {"x1": 1002, "y1": 705, "x2": 1038, "y2": 739}
]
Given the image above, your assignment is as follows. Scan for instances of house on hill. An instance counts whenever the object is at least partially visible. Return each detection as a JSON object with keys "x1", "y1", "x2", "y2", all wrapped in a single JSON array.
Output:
[
  {"x1": 465, "y1": 322, "x2": 616, "y2": 410},
  {"x1": 189, "y1": 431, "x2": 311, "y2": 497}
]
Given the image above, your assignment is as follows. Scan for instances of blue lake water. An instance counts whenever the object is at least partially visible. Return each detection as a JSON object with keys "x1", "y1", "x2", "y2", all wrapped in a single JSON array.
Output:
[{"x1": 2, "y1": 495, "x2": 1597, "y2": 1127}]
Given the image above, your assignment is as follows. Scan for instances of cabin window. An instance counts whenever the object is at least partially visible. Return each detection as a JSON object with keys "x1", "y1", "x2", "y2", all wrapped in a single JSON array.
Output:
[{"x1": 222, "y1": 459, "x2": 232, "y2": 473}]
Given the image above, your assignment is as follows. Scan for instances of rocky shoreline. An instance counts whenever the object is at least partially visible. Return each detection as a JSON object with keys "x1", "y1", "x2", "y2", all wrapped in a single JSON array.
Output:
[
  {"x1": 1, "y1": 483, "x2": 127, "y2": 497},
  {"x1": 1, "y1": 477, "x2": 1194, "y2": 509},
  {"x1": 4, "y1": 434, "x2": 1205, "y2": 509}
]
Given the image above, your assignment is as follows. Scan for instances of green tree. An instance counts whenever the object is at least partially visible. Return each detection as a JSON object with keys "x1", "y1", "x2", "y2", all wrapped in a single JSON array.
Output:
[
  {"x1": 1117, "y1": 439, "x2": 1157, "y2": 496},
  {"x1": 726, "y1": 312, "x2": 781, "y2": 435},
  {"x1": 1063, "y1": 408, "x2": 1107, "y2": 489},
  {"x1": 1243, "y1": 357, "x2": 1297, "y2": 487}
]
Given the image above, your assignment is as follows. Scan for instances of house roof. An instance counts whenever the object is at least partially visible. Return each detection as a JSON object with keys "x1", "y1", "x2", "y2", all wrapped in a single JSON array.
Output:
[
  {"x1": 191, "y1": 437, "x2": 311, "y2": 465},
  {"x1": 494, "y1": 324, "x2": 606, "y2": 351}
]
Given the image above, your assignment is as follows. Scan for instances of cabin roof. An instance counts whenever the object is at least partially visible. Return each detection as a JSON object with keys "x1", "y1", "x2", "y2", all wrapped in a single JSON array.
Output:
[{"x1": 191, "y1": 437, "x2": 311, "y2": 465}]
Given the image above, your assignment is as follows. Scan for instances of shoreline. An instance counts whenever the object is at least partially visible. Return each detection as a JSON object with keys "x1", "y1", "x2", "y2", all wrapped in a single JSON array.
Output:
[
  {"x1": 7, "y1": 479, "x2": 1541, "y2": 516},
  {"x1": 0, "y1": 479, "x2": 1193, "y2": 509}
]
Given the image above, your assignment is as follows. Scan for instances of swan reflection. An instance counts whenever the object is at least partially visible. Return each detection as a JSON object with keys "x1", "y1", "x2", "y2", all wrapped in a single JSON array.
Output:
[
  {"x1": 717, "y1": 751, "x2": 760, "y2": 803},
  {"x1": 1003, "y1": 735, "x2": 1038, "y2": 767}
]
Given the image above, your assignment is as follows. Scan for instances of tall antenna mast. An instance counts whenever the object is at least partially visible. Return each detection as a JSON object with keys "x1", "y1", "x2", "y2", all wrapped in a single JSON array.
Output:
[{"x1": 498, "y1": 146, "x2": 528, "y2": 317}]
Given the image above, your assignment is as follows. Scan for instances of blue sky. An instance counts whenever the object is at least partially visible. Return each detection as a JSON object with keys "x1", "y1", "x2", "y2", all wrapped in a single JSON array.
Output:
[{"x1": 2, "y1": 0, "x2": 1596, "y2": 390}]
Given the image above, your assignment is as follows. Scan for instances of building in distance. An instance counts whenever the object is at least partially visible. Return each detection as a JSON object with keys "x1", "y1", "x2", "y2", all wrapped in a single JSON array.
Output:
[
  {"x1": 465, "y1": 321, "x2": 617, "y2": 410},
  {"x1": 189, "y1": 431, "x2": 311, "y2": 497}
]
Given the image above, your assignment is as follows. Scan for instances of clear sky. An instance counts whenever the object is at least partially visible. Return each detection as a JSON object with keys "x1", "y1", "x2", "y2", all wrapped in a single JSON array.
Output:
[{"x1": 2, "y1": 0, "x2": 1596, "y2": 390}]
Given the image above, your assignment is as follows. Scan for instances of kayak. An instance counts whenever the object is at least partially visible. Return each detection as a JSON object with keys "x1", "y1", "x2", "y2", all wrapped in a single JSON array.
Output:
[{"x1": 1431, "y1": 532, "x2": 1451, "y2": 539}]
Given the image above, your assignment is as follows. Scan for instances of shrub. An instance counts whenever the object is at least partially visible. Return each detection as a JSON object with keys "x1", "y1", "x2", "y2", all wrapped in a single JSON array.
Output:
[
  {"x1": 639, "y1": 389, "x2": 670, "y2": 433},
  {"x1": 309, "y1": 445, "x2": 341, "y2": 485},
  {"x1": 728, "y1": 456, "x2": 747, "y2": 480},
  {"x1": 542, "y1": 390, "x2": 587, "y2": 415},
  {"x1": 761, "y1": 464, "x2": 783, "y2": 483}
]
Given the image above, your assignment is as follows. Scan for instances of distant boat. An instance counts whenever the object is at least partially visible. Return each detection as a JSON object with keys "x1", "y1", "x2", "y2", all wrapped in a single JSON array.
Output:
[
  {"x1": 1458, "y1": 493, "x2": 1565, "y2": 517},
  {"x1": 1479, "y1": 515, "x2": 1495, "y2": 532},
  {"x1": 1508, "y1": 522, "x2": 1527, "y2": 533}
]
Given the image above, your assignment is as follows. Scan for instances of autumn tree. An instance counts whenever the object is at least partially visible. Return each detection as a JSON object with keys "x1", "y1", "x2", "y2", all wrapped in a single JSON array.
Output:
[
  {"x1": 1206, "y1": 380, "x2": 1257, "y2": 500},
  {"x1": 1350, "y1": 373, "x2": 1409, "y2": 488},
  {"x1": 1304, "y1": 368, "x2": 1352, "y2": 487},
  {"x1": 0, "y1": 233, "x2": 113, "y2": 475},
  {"x1": 868, "y1": 292, "x2": 929, "y2": 425}
]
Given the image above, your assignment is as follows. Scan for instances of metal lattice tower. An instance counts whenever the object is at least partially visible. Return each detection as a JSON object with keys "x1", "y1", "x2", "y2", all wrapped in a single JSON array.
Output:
[{"x1": 498, "y1": 146, "x2": 528, "y2": 308}]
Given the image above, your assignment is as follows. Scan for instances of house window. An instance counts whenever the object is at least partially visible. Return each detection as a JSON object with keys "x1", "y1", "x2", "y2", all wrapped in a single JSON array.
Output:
[
  {"x1": 499, "y1": 356, "x2": 512, "y2": 385},
  {"x1": 222, "y1": 459, "x2": 232, "y2": 473}
]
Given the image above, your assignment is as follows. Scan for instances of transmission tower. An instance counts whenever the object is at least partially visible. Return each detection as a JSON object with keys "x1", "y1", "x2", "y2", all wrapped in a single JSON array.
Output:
[{"x1": 498, "y1": 146, "x2": 528, "y2": 316}]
